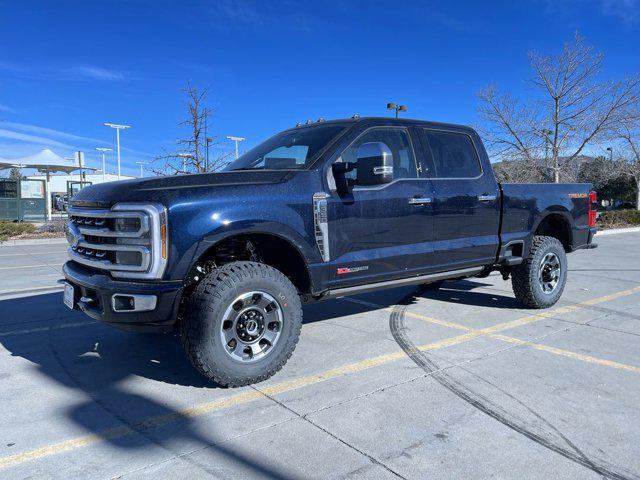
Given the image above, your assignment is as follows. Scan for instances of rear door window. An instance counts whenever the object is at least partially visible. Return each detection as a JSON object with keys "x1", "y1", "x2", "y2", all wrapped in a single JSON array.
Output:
[{"x1": 419, "y1": 130, "x2": 482, "y2": 179}]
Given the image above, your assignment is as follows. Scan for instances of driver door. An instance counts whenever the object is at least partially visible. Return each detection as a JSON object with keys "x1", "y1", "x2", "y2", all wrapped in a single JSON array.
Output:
[{"x1": 325, "y1": 127, "x2": 434, "y2": 288}]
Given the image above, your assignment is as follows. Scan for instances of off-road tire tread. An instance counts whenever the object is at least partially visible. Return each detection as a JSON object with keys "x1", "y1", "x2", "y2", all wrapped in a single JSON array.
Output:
[
  {"x1": 511, "y1": 235, "x2": 566, "y2": 309},
  {"x1": 180, "y1": 261, "x2": 302, "y2": 387}
]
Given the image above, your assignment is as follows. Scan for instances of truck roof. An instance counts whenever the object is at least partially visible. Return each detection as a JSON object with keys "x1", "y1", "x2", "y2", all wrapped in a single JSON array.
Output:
[{"x1": 287, "y1": 116, "x2": 476, "y2": 134}]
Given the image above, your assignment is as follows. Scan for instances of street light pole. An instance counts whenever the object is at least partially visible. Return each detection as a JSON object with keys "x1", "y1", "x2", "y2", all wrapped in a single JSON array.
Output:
[
  {"x1": 176, "y1": 153, "x2": 190, "y2": 174},
  {"x1": 135, "y1": 161, "x2": 145, "y2": 178},
  {"x1": 104, "y1": 123, "x2": 131, "y2": 180},
  {"x1": 226, "y1": 136, "x2": 245, "y2": 159},
  {"x1": 95, "y1": 147, "x2": 112, "y2": 182},
  {"x1": 606, "y1": 147, "x2": 613, "y2": 162},
  {"x1": 386, "y1": 102, "x2": 408, "y2": 118},
  {"x1": 206, "y1": 137, "x2": 212, "y2": 171}
]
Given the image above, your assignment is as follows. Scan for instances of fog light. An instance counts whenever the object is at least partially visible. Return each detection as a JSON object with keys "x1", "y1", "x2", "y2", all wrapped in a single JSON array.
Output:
[
  {"x1": 115, "y1": 251, "x2": 142, "y2": 266},
  {"x1": 111, "y1": 294, "x2": 157, "y2": 312},
  {"x1": 113, "y1": 295, "x2": 135, "y2": 311}
]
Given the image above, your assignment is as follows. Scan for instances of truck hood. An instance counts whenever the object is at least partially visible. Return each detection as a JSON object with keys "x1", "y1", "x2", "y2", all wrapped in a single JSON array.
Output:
[{"x1": 71, "y1": 170, "x2": 294, "y2": 208}]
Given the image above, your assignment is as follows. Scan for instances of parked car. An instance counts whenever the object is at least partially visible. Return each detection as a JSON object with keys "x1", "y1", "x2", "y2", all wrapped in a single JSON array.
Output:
[{"x1": 62, "y1": 117, "x2": 598, "y2": 386}]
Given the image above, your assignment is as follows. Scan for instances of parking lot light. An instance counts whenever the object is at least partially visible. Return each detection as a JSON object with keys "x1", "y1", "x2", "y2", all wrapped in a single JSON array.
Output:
[
  {"x1": 104, "y1": 123, "x2": 131, "y2": 179},
  {"x1": 95, "y1": 147, "x2": 112, "y2": 182},
  {"x1": 226, "y1": 136, "x2": 246, "y2": 159},
  {"x1": 386, "y1": 102, "x2": 408, "y2": 118}
]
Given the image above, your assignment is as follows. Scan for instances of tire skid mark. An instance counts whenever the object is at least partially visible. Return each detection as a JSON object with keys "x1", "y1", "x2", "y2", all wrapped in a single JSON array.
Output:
[{"x1": 389, "y1": 287, "x2": 639, "y2": 480}]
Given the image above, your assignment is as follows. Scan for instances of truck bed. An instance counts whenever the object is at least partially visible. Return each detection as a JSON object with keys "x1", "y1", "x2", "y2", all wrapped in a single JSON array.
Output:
[{"x1": 499, "y1": 182, "x2": 594, "y2": 256}]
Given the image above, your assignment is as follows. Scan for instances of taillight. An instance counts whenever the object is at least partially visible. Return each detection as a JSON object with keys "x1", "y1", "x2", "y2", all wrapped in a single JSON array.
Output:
[{"x1": 588, "y1": 191, "x2": 597, "y2": 228}]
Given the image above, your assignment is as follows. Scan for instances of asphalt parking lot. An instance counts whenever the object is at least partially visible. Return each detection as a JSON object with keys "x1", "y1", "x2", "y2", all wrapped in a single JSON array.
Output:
[{"x1": 0, "y1": 232, "x2": 639, "y2": 479}]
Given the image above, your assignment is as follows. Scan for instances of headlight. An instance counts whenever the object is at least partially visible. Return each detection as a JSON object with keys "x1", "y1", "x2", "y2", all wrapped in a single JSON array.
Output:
[{"x1": 115, "y1": 217, "x2": 142, "y2": 233}]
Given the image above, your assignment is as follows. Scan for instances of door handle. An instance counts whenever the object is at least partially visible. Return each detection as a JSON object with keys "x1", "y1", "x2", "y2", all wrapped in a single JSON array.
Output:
[
  {"x1": 477, "y1": 194, "x2": 497, "y2": 202},
  {"x1": 408, "y1": 196, "x2": 432, "y2": 205}
]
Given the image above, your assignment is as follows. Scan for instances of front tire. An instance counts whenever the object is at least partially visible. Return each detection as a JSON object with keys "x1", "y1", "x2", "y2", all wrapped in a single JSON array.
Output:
[
  {"x1": 511, "y1": 235, "x2": 567, "y2": 309},
  {"x1": 181, "y1": 261, "x2": 303, "y2": 387}
]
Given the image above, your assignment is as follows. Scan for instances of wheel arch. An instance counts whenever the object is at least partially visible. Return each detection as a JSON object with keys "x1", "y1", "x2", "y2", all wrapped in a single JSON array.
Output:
[
  {"x1": 191, "y1": 231, "x2": 313, "y2": 295},
  {"x1": 531, "y1": 210, "x2": 574, "y2": 252}
]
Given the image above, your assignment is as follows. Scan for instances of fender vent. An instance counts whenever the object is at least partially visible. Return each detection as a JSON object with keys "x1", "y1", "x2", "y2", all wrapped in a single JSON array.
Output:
[{"x1": 313, "y1": 192, "x2": 330, "y2": 262}]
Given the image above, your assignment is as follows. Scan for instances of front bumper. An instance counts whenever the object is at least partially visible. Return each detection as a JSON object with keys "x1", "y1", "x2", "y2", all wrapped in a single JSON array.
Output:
[{"x1": 62, "y1": 261, "x2": 183, "y2": 333}]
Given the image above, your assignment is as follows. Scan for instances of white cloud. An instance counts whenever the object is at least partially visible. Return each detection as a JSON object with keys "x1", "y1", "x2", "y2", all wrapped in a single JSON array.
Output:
[
  {"x1": 598, "y1": 0, "x2": 639, "y2": 23},
  {"x1": 0, "y1": 129, "x2": 76, "y2": 151},
  {"x1": 63, "y1": 65, "x2": 128, "y2": 81},
  {"x1": 0, "y1": 140, "x2": 71, "y2": 160},
  {"x1": 0, "y1": 103, "x2": 15, "y2": 113},
  {"x1": 0, "y1": 121, "x2": 154, "y2": 163},
  {"x1": 2, "y1": 122, "x2": 105, "y2": 144},
  {"x1": 0, "y1": 61, "x2": 131, "y2": 82},
  {"x1": 541, "y1": 0, "x2": 640, "y2": 24}
]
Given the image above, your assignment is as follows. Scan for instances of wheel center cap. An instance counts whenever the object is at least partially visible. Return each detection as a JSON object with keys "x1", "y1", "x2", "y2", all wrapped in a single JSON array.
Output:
[
  {"x1": 245, "y1": 319, "x2": 259, "y2": 335},
  {"x1": 237, "y1": 309, "x2": 265, "y2": 340}
]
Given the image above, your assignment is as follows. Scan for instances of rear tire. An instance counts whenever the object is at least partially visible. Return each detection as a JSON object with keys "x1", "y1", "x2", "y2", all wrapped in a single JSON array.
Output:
[
  {"x1": 511, "y1": 235, "x2": 567, "y2": 309},
  {"x1": 181, "y1": 261, "x2": 302, "y2": 387}
]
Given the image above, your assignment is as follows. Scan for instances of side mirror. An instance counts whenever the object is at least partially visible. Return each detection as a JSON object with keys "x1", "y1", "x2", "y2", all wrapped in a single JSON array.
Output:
[
  {"x1": 331, "y1": 160, "x2": 356, "y2": 195},
  {"x1": 355, "y1": 142, "x2": 393, "y2": 186}
]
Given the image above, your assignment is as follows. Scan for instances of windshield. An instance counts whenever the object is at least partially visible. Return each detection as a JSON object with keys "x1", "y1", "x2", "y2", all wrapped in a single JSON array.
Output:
[{"x1": 224, "y1": 125, "x2": 346, "y2": 171}]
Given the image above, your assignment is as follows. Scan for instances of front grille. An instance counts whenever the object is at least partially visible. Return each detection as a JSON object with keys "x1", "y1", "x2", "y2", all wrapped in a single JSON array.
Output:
[{"x1": 67, "y1": 204, "x2": 167, "y2": 280}]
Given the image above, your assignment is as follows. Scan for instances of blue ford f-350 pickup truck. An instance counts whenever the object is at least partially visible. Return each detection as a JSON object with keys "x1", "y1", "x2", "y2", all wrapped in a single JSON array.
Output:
[{"x1": 62, "y1": 117, "x2": 598, "y2": 386}]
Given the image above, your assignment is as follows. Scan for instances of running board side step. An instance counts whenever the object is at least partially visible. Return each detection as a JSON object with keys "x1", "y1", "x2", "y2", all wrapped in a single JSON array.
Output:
[
  {"x1": 499, "y1": 256, "x2": 523, "y2": 266},
  {"x1": 322, "y1": 267, "x2": 484, "y2": 299}
]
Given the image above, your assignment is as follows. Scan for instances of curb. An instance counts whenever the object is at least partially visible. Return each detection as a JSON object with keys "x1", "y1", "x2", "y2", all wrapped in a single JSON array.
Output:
[
  {"x1": 596, "y1": 227, "x2": 640, "y2": 236},
  {"x1": 0, "y1": 237, "x2": 67, "y2": 246}
]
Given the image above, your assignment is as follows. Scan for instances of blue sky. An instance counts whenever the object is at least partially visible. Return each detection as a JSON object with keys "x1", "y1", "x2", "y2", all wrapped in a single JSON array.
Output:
[{"x1": 0, "y1": 0, "x2": 639, "y2": 176}]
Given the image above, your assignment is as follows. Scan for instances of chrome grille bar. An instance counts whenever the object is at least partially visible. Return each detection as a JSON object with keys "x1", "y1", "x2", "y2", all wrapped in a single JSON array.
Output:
[
  {"x1": 67, "y1": 203, "x2": 167, "y2": 279},
  {"x1": 70, "y1": 209, "x2": 149, "y2": 238}
]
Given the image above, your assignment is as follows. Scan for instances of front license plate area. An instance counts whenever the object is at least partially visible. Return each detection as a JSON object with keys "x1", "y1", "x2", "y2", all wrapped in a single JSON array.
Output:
[{"x1": 63, "y1": 283, "x2": 75, "y2": 309}]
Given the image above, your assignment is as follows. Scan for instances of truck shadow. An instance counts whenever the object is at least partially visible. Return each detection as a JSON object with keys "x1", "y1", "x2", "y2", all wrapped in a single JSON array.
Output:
[
  {"x1": 0, "y1": 279, "x2": 516, "y2": 476},
  {"x1": 302, "y1": 278, "x2": 520, "y2": 324},
  {"x1": 0, "y1": 293, "x2": 298, "y2": 479},
  {"x1": 424, "y1": 280, "x2": 524, "y2": 309}
]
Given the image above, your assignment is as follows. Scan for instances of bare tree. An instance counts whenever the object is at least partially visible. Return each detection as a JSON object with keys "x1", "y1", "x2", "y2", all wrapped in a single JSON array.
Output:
[
  {"x1": 492, "y1": 158, "x2": 546, "y2": 184},
  {"x1": 9, "y1": 167, "x2": 22, "y2": 180},
  {"x1": 154, "y1": 83, "x2": 232, "y2": 175},
  {"x1": 478, "y1": 34, "x2": 640, "y2": 183},
  {"x1": 616, "y1": 110, "x2": 640, "y2": 210}
]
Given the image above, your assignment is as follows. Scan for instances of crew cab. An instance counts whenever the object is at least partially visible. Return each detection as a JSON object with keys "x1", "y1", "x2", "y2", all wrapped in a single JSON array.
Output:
[{"x1": 62, "y1": 117, "x2": 598, "y2": 386}]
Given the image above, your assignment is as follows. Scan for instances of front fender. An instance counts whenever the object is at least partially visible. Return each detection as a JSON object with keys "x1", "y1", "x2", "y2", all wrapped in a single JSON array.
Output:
[{"x1": 164, "y1": 198, "x2": 320, "y2": 281}]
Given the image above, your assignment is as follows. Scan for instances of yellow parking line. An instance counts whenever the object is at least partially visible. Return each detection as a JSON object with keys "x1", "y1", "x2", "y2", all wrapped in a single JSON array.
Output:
[
  {"x1": 0, "y1": 285, "x2": 638, "y2": 470},
  {"x1": 0, "y1": 336, "x2": 452, "y2": 470},
  {"x1": 490, "y1": 334, "x2": 640, "y2": 373},
  {"x1": 399, "y1": 288, "x2": 640, "y2": 374},
  {"x1": 407, "y1": 312, "x2": 640, "y2": 374}
]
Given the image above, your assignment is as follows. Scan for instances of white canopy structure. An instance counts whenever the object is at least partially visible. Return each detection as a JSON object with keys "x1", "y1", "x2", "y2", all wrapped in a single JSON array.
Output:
[{"x1": 0, "y1": 149, "x2": 97, "y2": 220}]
